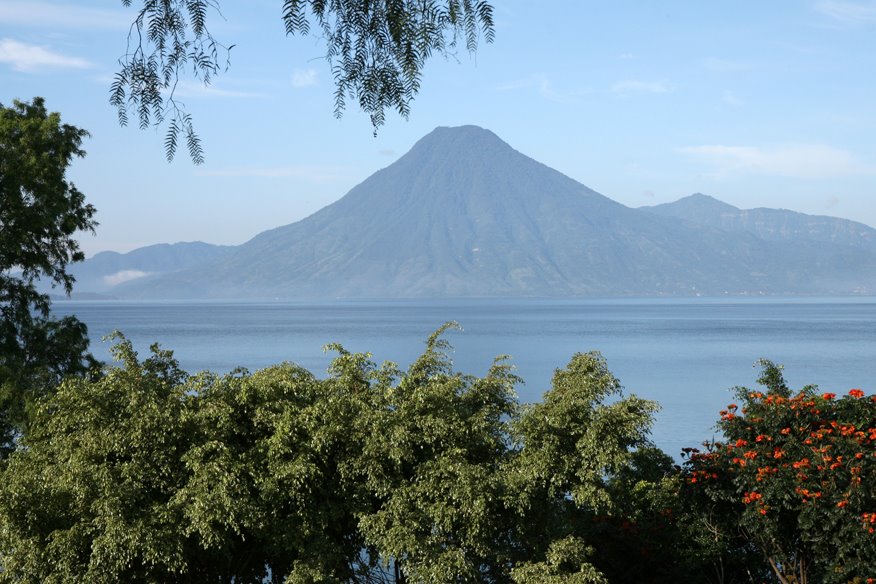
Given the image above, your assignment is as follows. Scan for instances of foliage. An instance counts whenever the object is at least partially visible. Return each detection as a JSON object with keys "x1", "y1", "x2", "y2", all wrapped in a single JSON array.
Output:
[
  {"x1": 0, "y1": 327, "x2": 667, "y2": 583},
  {"x1": 507, "y1": 351, "x2": 659, "y2": 583},
  {"x1": 0, "y1": 336, "x2": 346, "y2": 583},
  {"x1": 8, "y1": 309, "x2": 873, "y2": 583},
  {"x1": 112, "y1": 0, "x2": 495, "y2": 162},
  {"x1": 0, "y1": 338, "x2": 190, "y2": 583},
  {"x1": 355, "y1": 322, "x2": 520, "y2": 582},
  {"x1": 684, "y1": 360, "x2": 876, "y2": 583},
  {"x1": 0, "y1": 97, "x2": 98, "y2": 458}
]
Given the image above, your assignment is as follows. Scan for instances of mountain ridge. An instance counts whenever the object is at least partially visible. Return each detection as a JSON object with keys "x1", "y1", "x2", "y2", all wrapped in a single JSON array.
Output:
[
  {"x1": 74, "y1": 126, "x2": 875, "y2": 298},
  {"x1": 642, "y1": 194, "x2": 876, "y2": 251}
]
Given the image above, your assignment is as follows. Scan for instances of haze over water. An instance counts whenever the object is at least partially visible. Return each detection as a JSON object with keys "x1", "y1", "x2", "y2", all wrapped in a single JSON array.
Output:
[{"x1": 53, "y1": 297, "x2": 876, "y2": 459}]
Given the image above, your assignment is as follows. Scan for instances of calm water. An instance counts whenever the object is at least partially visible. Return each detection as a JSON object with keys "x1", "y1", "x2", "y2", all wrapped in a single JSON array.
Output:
[{"x1": 52, "y1": 297, "x2": 876, "y2": 459}]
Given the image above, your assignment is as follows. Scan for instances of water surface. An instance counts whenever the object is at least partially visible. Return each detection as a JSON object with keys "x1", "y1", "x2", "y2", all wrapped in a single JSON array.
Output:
[{"x1": 52, "y1": 297, "x2": 876, "y2": 459}]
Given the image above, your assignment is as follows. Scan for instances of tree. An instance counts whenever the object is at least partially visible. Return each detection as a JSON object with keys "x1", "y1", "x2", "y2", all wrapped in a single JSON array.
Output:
[
  {"x1": 0, "y1": 338, "x2": 196, "y2": 583},
  {"x1": 354, "y1": 323, "x2": 520, "y2": 582},
  {"x1": 684, "y1": 360, "x2": 876, "y2": 583},
  {"x1": 0, "y1": 97, "x2": 99, "y2": 459},
  {"x1": 507, "y1": 351, "x2": 659, "y2": 583},
  {"x1": 112, "y1": 0, "x2": 495, "y2": 163},
  {"x1": 0, "y1": 328, "x2": 518, "y2": 582},
  {"x1": 1, "y1": 327, "x2": 682, "y2": 583}
]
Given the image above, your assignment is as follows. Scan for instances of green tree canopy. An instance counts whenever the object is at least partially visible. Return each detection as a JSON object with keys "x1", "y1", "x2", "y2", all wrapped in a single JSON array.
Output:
[
  {"x1": 507, "y1": 351, "x2": 659, "y2": 583},
  {"x1": 0, "y1": 328, "x2": 667, "y2": 583},
  {"x1": 111, "y1": 0, "x2": 495, "y2": 163},
  {"x1": 0, "y1": 97, "x2": 98, "y2": 458}
]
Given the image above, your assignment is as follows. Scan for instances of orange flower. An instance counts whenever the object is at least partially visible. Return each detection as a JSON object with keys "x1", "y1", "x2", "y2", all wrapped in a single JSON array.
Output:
[
  {"x1": 742, "y1": 491, "x2": 763, "y2": 504},
  {"x1": 849, "y1": 388, "x2": 865, "y2": 399},
  {"x1": 822, "y1": 392, "x2": 836, "y2": 400},
  {"x1": 792, "y1": 458, "x2": 810, "y2": 469}
]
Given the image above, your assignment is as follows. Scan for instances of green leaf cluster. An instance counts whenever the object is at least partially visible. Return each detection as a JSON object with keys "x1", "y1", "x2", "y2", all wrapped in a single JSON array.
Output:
[
  {"x1": 0, "y1": 98, "x2": 99, "y2": 459},
  {"x1": 112, "y1": 1, "x2": 494, "y2": 163},
  {"x1": 0, "y1": 326, "x2": 661, "y2": 583}
]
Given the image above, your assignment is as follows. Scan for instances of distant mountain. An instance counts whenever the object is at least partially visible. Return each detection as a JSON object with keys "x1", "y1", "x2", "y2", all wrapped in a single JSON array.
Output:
[
  {"x1": 107, "y1": 126, "x2": 876, "y2": 298},
  {"x1": 57, "y1": 242, "x2": 233, "y2": 294},
  {"x1": 642, "y1": 193, "x2": 876, "y2": 251}
]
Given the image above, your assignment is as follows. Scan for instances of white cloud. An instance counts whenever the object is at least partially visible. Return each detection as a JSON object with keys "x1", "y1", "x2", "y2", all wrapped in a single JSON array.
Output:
[
  {"x1": 679, "y1": 143, "x2": 869, "y2": 179},
  {"x1": 292, "y1": 68, "x2": 318, "y2": 88},
  {"x1": 497, "y1": 74, "x2": 590, "y2": 104},
  {"x1": 722, "y1": 91, "x2": 744, "y2": 107},
  {"x1": 815, "y1": 0, "x2": 876, "y2": 24},
  {"x1": 170, "y1": 81, "x2": 263, "y2": 99},
  {"x1": 611, "y1": 79, "x2": 672, "y2": 94},
  {"x1": 103, "y1": 270, "x2": 152, "y2": 287},
  {"x1": 0, "y1": 1, "x2": 129, "y2": 29},
  {"x1": 0, "y1": 38, "x2": 91, "y2": 72}
]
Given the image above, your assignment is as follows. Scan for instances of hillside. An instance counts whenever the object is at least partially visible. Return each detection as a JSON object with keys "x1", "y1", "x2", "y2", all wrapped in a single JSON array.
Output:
[
  {"x1": 87, "y1": 126, "x2": 876, "y2": 298},
  {"x1": 642, "y1": 193, "x2": 876, "y2": 250}
]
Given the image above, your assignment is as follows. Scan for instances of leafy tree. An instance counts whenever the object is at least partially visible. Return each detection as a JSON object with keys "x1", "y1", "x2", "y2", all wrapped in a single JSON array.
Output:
[
  {"x1": 1, "y1": 328, "x2": 683, "y2": 583},
  {"x1": 0, "y1": 327, "x2": 515, "y2": 582},
  {"x1": 507, "y1": 351, "x2": 659, "y2": 583},
  {"x1": 112, "y1": 0, "x2": 495, "y2": 162},
  {"x1": 684, "y1": 360, "x2": 876, "y2": 583},
  {"x1": 0, "y1": 97, "x2": 98, "y2": 458},
  {"x1": 355, "y1": 323, "x2": 520, "y2": 582},
  {"x1": 0, "y1": 336, "x2": 354, "y2": 583},
  {"x1": 587, "y1": 447, "x2": 694, "y2": 583},
  {"x1": 0, "y1": 337, "x2": 190, "y2": 583},
  {"x1": 176, "y1": 354, "x2": 381, "y2": 582}
]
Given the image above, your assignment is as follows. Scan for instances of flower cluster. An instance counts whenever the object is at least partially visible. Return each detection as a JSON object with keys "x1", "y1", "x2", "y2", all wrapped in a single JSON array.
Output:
[{"x1": 683, "y1": 368, "x2": 876, "y2": 581}]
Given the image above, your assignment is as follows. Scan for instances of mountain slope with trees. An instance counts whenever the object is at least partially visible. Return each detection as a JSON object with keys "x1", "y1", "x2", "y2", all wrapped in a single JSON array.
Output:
[
  {"x1": 45, "y1": 242, "x2": 234, "y2": 296},
  {"x1": 110, "y1": 126, "x2": 876, "y2": 299},
  {"x1": 642, "y1": 193, "x2": 876, "y2": 251}
]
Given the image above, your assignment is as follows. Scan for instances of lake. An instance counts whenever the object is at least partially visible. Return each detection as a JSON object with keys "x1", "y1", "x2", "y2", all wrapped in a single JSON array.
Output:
[{"x1": 51, "y1": 297, "x2": 876, "y2": 459}]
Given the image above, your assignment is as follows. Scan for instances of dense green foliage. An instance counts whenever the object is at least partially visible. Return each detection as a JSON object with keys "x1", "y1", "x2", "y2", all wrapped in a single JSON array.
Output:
[
  {"x1": 0, "y1": 98, "x2": 98, "y2": 458},
  {"x1": 1, "y1": 322, "x2": 873, "y2": 582},
  {"x1": 112, "y1": 1, "x2": 495, "y2": 162},
  {"x1": 0, "y1": 326, "x2": 662, "y2": 582}
]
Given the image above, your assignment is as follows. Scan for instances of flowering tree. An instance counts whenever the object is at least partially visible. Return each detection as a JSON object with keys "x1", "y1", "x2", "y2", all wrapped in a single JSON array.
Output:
[{"x1": 684, "y1": 360, "x2": 876, "y2": 584}]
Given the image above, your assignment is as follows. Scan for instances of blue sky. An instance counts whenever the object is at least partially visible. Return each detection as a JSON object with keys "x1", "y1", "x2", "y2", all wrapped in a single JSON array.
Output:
[{"x1": 2, "y1": 0, "x2": 875, "y2": 256}]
